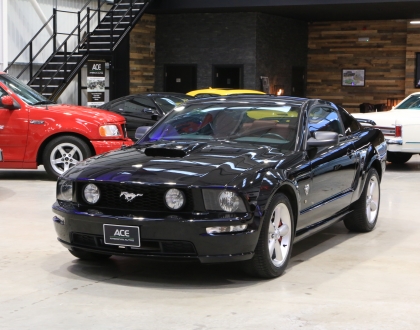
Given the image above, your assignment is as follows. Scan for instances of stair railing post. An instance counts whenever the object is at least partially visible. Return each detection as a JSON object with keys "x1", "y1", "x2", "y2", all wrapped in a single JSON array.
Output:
[
  {"x1": 97, "y1": 0, "x2": 101, "y2": 22},
  {"x1": 53, "y1": 8, "x2": 57, "y2": 52},
  {"x1": 64, "y1": 41, "x2": 67, "y2": 79},
  {"x1": 77, "y1": 11, "x2": 81, "y2": 49},
  {"x1": 110, "y1": 8, "x2": 114, "y2": 51},
  {"x1": 130, "y1": 0, "x2": 133, "y2": 25},
  {"x1": 87, "y1": 7, "x2": 90, "y2": 52},
  {"x1": 29, "y1": 41, "x2": 33, "y2": 79}
]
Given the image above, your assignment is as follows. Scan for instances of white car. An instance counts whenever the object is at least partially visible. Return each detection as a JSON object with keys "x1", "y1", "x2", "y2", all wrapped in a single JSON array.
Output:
[{"x1": 355, "y1": 92, "x2": 420, "y2": 164}]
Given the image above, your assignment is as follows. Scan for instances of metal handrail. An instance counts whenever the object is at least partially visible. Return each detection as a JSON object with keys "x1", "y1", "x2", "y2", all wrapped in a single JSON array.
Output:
[
  {"x1": 5, "y1": 0, "x2": 108, "y2": 76},
  {"x1": 6, "y1": 0, "x2": 151, "y2": 100}
]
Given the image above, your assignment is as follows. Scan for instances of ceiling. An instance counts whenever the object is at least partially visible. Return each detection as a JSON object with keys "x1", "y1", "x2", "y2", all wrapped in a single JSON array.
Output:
[{"x1": 148, "y1": 0, "x2": 420, "y2": 22}]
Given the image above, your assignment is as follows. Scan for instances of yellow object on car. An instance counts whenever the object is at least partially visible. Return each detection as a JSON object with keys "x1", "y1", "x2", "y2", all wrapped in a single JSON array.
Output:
[{"x1": 187, "y1": 88, "x2": 265, "y2": 98}]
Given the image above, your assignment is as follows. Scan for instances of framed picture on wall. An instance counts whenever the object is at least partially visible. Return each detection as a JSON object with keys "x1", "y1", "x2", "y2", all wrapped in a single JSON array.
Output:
[
  {"x1": 342, "y1": 69, "x2": 365, "y2": 87},
  {"x1": 415, "y1": 53, "x2": 420, "y2": 88}
]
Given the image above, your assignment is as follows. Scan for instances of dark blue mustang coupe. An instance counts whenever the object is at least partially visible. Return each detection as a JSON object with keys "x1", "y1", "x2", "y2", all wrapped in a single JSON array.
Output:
[{"x1": 53, "y1": 95, "x2": 386, "y2": 278}]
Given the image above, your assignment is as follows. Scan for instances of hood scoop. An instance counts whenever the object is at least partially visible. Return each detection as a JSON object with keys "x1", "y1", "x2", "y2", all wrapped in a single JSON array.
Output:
[{"x1": 144, "y1": 142, "x2": 206, "y2": 158}]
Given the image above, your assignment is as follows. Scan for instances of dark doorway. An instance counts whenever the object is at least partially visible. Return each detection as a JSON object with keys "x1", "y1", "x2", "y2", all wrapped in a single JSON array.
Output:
[
  {"x1": 291, "y1": 66, "x2": 306, "y2": 97},
  {"x1": 213, "y1": 65, "x2": 243, "y2": 89},
  {"x1": 164, "y1": 65, "x2": 197, "y2": 93}
]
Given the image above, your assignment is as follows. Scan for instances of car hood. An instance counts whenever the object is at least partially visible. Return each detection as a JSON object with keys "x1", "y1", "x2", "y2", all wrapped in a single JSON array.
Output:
[
  {"x1": 32, "y1": 104, "x2": 125, "y2": 123},
  {"x1": 64, "y1": 141, "x2": 288, "y2": 186},
  {"x1": 354, "y1": 109, "x2": 420, "y2": 126}
]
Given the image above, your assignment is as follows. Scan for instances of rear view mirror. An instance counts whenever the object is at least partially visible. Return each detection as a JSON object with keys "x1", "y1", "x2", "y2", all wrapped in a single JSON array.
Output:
[
  {"x1": 1, "y1": 95, "x2": 20, "y2": 110},
  {"x1": 135, "y1": 126, "x2": 152, "y2": 140},
  {"x1": 307, "y1": 131, "x2": 339, "y2": 148}
]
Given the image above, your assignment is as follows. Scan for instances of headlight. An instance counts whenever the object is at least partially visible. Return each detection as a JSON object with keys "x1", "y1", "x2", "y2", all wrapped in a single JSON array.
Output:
[
  {"x1": 57, "y1": 179, "x2": 73, "y2": 201},
  {"x1": 84, "y1": 184, "x2": 100, "y2": 204},
  {"x1": 219, "y1": 191, "x2": 241, "y2": 212},
  {"x1": 99, "y1": 124, "x2": 121, "y2": 137},
  {"x1": 165, "y1": 188, "x2": 185, "y2": 210},
  {"x1": 202, "y1": 189, "x2": 246, "y2": 212}
]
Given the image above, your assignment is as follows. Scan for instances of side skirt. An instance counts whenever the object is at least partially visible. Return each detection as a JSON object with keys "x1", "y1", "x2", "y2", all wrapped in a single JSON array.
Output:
[{"x1": 294, "y1": 210, "x2": 353, "y2": 244}]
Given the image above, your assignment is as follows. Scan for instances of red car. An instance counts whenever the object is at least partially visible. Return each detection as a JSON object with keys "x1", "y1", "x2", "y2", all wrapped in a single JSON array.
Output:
[{"x1": 0, "y1": 72, "x2": 133, "y2": 178}]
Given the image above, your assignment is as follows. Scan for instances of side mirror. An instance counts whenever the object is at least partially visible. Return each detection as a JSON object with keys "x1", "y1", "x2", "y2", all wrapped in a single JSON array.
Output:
[
  {"x1": 307, "y1": 131, "x2": 339, "y2": 148},
  {"x1": 135, "y1": 126, "x2": 152, "y2": 140},
  {"x1": 1, "y1": 95, "x2": 20, "y2": 110}
]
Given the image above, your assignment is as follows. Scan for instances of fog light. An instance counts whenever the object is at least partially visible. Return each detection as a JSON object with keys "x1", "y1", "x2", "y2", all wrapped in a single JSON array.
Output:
[{"x1": 206, "y1": 224, "x2": 248, "y2": 234}]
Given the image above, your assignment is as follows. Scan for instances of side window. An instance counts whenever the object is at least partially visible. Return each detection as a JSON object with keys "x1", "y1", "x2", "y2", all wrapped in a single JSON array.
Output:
[
  {"x1": 109, "y1": 101, "x2": 125, "y2": 112},
  {"x1": 133, "y1": 97, "x2": 156, "y2": 109},
  {"x1": 0, "y1": 87, "x2": 7, "y2": 98},
  {"x1": 337, "y1": 106, "x2": 361, "y2": 134},
  {"x1": 308, "y1": 107, "x2": 344, "y2": 136},
  {"x1": 0, "y1": 87, "x2": 8, "y2": 108}
]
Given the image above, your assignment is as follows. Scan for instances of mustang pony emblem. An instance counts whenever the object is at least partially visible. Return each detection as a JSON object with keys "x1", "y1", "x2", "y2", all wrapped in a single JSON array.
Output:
[{"x1": 120, "y1": 192, "x2": 143, "y2": 202}]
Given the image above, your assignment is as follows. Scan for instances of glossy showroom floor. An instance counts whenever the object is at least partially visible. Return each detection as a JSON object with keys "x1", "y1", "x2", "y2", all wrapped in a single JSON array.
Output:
[{"x1": 1, "y1": 157, "x2": 420, "y2": 330}]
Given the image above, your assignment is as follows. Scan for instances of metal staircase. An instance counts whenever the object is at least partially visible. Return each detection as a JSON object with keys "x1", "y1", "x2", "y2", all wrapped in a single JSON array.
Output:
[{"x1": 6, "y1": 0, "x2": 152, "y2": 101}]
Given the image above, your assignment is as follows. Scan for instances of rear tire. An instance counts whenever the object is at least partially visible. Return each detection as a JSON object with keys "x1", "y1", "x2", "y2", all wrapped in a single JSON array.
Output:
[
  {"x1": 69, "y1": 248, "x2": 111, "y2": 261},
  {"x1": 43, "y1": 136, "x2": 92, "y2": 179},
  {"x1": 343, "y1": 168, "x2": 380, "y2": 232},
  {"x1": 243, "y1": 193, "x2": 294, "y2": 278},
  {"x1": 387, "y1": 151, "x2": 412, "y2": 164}
]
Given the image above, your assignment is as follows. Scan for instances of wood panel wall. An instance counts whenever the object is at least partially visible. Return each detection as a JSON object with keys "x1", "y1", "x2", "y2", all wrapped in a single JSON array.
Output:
[
  {"x1": 307, "y1": 20, "x2": 407, "y2": 113},
  {"x1": 129, "y1": 14, "x2": 156, "y2": 94},
  {"x1": 405, "y1": 21, "x2": 420, "y2": 96}
]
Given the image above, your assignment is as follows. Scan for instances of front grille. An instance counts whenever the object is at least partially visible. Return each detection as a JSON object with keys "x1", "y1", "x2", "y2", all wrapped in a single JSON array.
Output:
[
  {"x1": 77, "y1": 183, "x2": 194, "y2": 212},
  {"x1": 71, "y1": 232, "x2": 197, "y2": 256},
  {"x1": 121, "y1": 123, "x2": 127, "y2": 138}
]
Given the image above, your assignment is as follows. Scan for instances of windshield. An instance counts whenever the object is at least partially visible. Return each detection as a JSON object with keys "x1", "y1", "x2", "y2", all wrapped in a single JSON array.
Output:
[
  {"x1": 395, "y1": 95, "x2": 420, "y2": 109},
  {"x1": 139, "y1": 101, "x2": 301, "y2": 151},
  {"x1": 0, "y1": 74, "x2": 54, "y2": 105}
]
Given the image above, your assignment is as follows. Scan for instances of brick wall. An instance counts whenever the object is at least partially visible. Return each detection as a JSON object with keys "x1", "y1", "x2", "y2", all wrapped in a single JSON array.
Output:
[{"x1": 129, "y1": 14, "x2": 156, "y2": 94}]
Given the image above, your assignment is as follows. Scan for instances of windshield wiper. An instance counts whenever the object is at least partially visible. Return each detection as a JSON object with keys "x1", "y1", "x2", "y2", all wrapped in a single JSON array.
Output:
[{"x1": 33, "y1": 100, "x2": 55, "y2": 105}]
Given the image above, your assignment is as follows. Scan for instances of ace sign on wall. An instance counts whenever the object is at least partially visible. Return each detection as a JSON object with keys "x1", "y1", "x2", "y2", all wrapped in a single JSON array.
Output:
[{"x1": 87, "y1": 60, "x2": 106, "y2": 107}]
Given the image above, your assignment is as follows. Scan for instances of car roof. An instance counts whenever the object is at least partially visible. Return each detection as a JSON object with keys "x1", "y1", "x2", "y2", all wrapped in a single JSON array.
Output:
[
  {"x1": 184, "y1": 94, "x2": 311, "y2": 106},
  {"x1": 187, "y1": 88, "x2": 266, "y2": 96}
]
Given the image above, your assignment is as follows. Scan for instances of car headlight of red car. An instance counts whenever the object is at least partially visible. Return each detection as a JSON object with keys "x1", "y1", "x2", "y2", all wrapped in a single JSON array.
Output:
[{"x1": 99, "y1": 124, "x2": 121, "y2": 137}]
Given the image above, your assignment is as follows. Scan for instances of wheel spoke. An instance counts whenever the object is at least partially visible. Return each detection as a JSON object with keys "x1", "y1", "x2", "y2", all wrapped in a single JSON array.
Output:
[
  {"x1": 273, "y1": 208, "x2": 281, "y2": 228},
  {"x1": 268, "y1": 238, "x2": 276, "y2": 257},
  {"x1": 369, "y1": 180, "x2": 376, "y2": 196},
  {"x1": 52, "y1": 158, "x2": 64, "y2": 165},
  {"x1": 63, "y1": 163, "x2": 70, "y2": 172},
  {"x1": 58, "y1": 146, "x2": 67, "y2": 157},
  {"x1": 370, "y1": 200, "x2": 378, "y2": 212},
  {"x1": 68, "y1": 147, "x2": 77, "y2": 157},
  {"x1": 274, "y1": 241, "x2": 283, "y2": 261}
]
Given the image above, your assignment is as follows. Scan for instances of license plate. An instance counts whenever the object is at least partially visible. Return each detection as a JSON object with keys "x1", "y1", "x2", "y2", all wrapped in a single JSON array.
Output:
[{"x1": 103, "y1": 224, "x2": 140, "y2": 247}]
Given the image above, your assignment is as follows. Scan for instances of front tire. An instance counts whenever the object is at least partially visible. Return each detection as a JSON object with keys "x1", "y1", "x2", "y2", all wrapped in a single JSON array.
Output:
[
  {"x1": 387, "y1": 151, "x2": 412, "y2": 164},
  {"x1": 243, "y1": 193, "x2": 294, "y2": 278},
  {"x1": 43, "y1": 136, "x2": 92, "y2": 179},
  {"x1": 69, "y1": 248, "x2": 112, "y2": 261},
  {"x1": 344, "y1": 168, "x2": 380, "y2": 232}
]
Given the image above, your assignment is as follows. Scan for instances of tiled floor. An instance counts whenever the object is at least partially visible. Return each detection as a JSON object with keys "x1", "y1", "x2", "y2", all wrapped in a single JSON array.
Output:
[{"x1": 1, "y1": 158, "x2": 420, "y2": 329}]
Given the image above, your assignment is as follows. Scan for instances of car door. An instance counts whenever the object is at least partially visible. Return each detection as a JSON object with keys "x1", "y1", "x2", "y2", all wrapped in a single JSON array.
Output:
[
  {"x1": 0, "y1": 86, "x2": 29, "y2": 163},
  {"x1": 300, "y1": 105, "x2": 357, "y2": 227},
  {"x1": 110, "y1": 96, "x2": 160, "y2": 139}
]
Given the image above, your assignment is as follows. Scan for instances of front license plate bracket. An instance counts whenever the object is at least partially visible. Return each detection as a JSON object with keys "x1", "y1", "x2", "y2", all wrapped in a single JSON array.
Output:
[{"x1": 103, "y1": 224, "x2": 141, "y2": 247}]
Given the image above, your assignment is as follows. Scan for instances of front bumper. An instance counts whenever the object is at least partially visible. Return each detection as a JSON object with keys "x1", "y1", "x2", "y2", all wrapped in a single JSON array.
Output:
[
  {"x1": 52, "y1": 202, "x2": 259, "y2": 263},
  {"x1": 91, "y1": 139, "x2": 134, "y2": 155}
]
